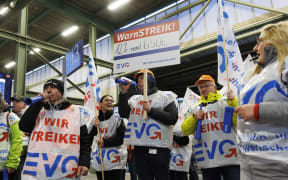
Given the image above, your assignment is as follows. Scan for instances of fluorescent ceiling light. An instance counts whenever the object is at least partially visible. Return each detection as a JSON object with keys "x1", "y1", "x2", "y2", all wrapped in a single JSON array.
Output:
[
  {"x1": 61, "y1": 25, "x2": 79, "y2": 37},
  {"x1": 9, "y1": 0, "x2": 17, "y2": 8},
  {"x1": 108, "y1": 0, "x2": 129, "y2": 11},
  {"x1": 5, "y1": 61, "x2": 15, "y2": 69},
  {"x1": 33, "y1": 48, "x2": 40, "y2": 52},
  {"x1": 0, "y1": 7, "x2": 9, "y2": 15},
  {"x1": 10, "y1": 2, "x2": 15, "y2": 8},
  {"x1": 29, "y1": 51, "x2": 34, "y2": 55}
]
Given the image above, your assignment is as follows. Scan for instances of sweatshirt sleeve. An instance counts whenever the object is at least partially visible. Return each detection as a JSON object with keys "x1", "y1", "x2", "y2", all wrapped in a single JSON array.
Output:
[
  {"x1": 148, "y1": 101, "x2": 178, "y2": 126},
  {"x1": 88, "y1": 126, "x2": 98, "y2": 145},
  {"x1": 181, "y1": 114, "x2": 197, "y2": 136},
  {"x1": 79, "y1": 125, "x2": 91, "y2": 168},
  {"x1": 258, "y1": 102, "x2": 288, "y2": 126},
  {"x1": 19, "y1": 101, "x2": 44, "y2": 133},
  {"x1": 118, "y1": 93, "x2": 131, "y2": 119},
  {"x1": 6, "y1": 119, "x2": 23, "y2": 170},
  {"x1": 173, "y1": 135, "x2": 189, "y2": 146}
]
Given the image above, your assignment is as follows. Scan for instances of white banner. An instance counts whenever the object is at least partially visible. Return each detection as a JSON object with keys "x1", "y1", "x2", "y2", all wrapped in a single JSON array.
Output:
[
  {"x1": 84, "y1": 48, "x2": 101, "y2": 130},
  {"x1": 113, "y1": 17, "x2": 180, "y2": 73},
  {"x1": 175, "y1": 88, "x2": 200, "y2": 131},
  {"x1": 217, "y1": 0, "x2": 243, "y2": 93}
]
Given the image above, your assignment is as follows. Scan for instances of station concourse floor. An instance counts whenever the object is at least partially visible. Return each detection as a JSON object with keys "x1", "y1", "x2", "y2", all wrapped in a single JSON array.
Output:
[
  {"x1": 82, "y1": 172, "x2": 131, "y2": 180},
  {"x1": 82, "y1": 172, "x2": 203, "y2": 180}
]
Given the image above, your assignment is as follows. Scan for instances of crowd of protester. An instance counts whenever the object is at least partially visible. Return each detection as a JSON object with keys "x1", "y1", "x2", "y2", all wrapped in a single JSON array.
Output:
[{"x1": 0, "y1": 21, "x2": 287, "y2": 180}]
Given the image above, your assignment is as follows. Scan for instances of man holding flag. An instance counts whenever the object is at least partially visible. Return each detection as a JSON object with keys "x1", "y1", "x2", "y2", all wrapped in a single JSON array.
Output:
[{"x1": 181, "y1": 75, "x2": 239, "y2": 180}]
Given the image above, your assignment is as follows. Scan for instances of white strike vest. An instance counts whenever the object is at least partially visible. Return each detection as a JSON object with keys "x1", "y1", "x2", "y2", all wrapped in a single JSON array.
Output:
[
  {"x1": 91, "y1": 115, "x2": 127, "y2": 171},
  {"x1": 125, "y1": 91, "x2": 177, "y2": 148},
  {"x1": 238, "y1": 58, "x2": 288, "y2": 170},
  {"x1": 192, "y1": 100, "x2": 239, "y2": 169},
  {"x1": 22, "y1": 105, "x2": 81, "y2": 180},
  {"x1": 169, "y1": 131, "x2": 191, "y2": 172},
  {"x1": 0, "y1": 112, "x2": 19, "y2": 170}
]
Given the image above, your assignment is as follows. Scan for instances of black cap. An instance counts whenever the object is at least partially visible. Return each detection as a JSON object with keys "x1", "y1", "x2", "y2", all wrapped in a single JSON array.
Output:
[
  {"x1": 10, "y1": 96, "x2": 25, "y2": 101},
  {"x1": 43, "y1": 79, "x2": 64, "y2": 95}
]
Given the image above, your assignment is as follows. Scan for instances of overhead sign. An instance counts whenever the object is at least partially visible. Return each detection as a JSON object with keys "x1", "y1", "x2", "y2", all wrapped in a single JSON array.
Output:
[
  {"x1": 65, "y1": 40, "x2": 83, "y2": 76},
  {"x1": 113, "y1": 17, "x2": 180, "y2": 74}
]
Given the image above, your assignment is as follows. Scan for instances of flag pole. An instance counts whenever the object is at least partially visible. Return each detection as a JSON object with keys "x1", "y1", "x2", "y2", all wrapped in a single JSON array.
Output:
[
  {"x1": 94, "y1": 97, "x2": 105, "y2": 180},
  {"x1": 143, "y1": 69, "x2": 148, "y2": 119},
  {"x1": 221, "y1": 18, "x2": 230, "y2": 92},
  {"x1": 86, "y1": 47, "x2": 104, "y2": 179}
]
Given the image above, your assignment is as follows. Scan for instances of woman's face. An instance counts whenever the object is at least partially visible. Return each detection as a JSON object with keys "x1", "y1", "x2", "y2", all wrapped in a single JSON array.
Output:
[
  {"x1": 253, "y1": 35, "x2": 272, "y2": 65},
  {"x1": 100, "y1": 96, "x2": 114, "y2": 113}
]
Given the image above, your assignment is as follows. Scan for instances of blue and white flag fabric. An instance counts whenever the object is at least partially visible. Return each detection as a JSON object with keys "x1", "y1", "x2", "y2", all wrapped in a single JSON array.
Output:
[
  {"x1": 84, "y1": 47, "x2": 101, "y2": 130},
  {"x1": 217, "y1": 0, "x2": 243, "y2": 93},
  {"x1": 175, "y1": 88, "x2": 200, "y2": 131}
]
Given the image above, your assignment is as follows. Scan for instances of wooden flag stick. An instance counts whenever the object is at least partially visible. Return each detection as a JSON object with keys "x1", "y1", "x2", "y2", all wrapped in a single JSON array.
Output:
[
  {"x1": 94, "y1": 97, "x2": 104, "y2": 180},
  {"x1": 96, "y1": 127, "x2": 105, "y2": 180},
  {"x1": 221, "y1": 25, "x2": 231, "y2": 92},
  {"x1": 143, "y1": 69, "x2": 148, "y2": 119}
]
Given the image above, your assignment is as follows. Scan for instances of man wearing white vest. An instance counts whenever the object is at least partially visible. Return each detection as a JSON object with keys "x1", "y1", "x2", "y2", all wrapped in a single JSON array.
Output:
[
  {"x1": 19, "y1": 79, "x2": 93, "y2": 180},
  {"x1": 181, "y1": 75, "x2": 240, "y2": 180},
  {"x1": 118, "y1": 69, "x2": 178, "y2": 180},
  {"x1": 11, "y1": 96, "x2": 29, "y2": 180},
  {"x1": 0, "y1": 93, "x2": 23, "y2": 180}
]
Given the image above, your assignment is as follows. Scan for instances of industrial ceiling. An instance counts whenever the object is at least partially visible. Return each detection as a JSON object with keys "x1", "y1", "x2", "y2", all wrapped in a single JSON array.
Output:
[{"x1": 0, "y1": 0, "x2": 287, "y2": 97}]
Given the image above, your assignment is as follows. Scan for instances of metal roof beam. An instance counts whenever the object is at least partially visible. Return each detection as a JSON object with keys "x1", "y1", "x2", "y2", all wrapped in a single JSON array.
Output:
[
  {"x1": 180, "y1": 0, "x2": 211, "y2": 39},
  {"x1": 157, "y1": 0, "x2": 206, "y2": 21},
  {"x1": 31, "y1": 48, "x2": 85, "y2": 95},
  {"x1": 226, "y1": 0, "x2": 288, "y2": 16},
  {"x1": 0, "y1": 28, "x2": 113, "y2": 69},
  {"x1": 180, "y1": 14, "x2": 287, "y2": 56},
  {"x1": 121, "y1": 0, "x2": 178, "y2": 28},
  {"x1": 29, "y1": 8, "x2": 53, "y2": 25},
  {"x1": 0, "y1": 8, "x2": 53, "y2": 48},
  {"x1": 35, "y1": 0, "x2": 115, "y2": 33}
]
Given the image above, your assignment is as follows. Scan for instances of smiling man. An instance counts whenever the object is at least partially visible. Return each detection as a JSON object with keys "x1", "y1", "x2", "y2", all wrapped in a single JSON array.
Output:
[
  {"x1": 181, "y1": 75, "x2": 239, "y2": 180},
  {"x1": 19, "y1": 79, "x2": 94, "y2": 180}
]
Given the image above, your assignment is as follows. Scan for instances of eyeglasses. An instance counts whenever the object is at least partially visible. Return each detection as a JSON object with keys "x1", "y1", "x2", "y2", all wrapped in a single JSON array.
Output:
[
  {"x1": 256, "y1": 38, "x2": 264, "y2": 46},
  {"x1": 103, "y1": 99, "x2": 114, "y2": 103},
  {"x1": 198, "y1": 84, "x2": 213, "y2": 90}
]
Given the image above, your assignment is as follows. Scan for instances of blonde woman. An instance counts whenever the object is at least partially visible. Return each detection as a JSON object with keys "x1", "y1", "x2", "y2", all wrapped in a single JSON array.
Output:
[{"x1": 236, "y1": 22, "x2": 288, "y2": 180}]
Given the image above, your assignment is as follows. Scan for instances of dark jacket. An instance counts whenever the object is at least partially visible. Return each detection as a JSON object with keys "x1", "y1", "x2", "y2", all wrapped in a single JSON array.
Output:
[
  {"x1": 19, "y1": 100, "x2": 91, "y2": 168},
  {"x1": 89, "y1": 110, "x2": 126, "y2": 147},
  {"x1": 173, "y1": 135, "x2": 189, "y2": 146}
]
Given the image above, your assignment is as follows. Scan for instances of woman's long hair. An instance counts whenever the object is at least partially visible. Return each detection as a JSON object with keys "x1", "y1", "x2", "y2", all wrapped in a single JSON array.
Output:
[{"x1": 250, "y1": 21, "x2": 288, "y2": 77}]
